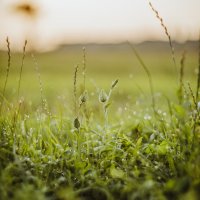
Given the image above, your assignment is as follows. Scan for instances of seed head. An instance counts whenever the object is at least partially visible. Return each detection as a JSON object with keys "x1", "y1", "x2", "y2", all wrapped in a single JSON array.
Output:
[
  {"x1": 79, "y1": 91, "x2": 88, "y2": 104},
  {"x1": 99, "y1": 90, "x2": 108, "y2": 103},
  {"x1": 111, "y1": 79, "x2": 118, "y2": 89},
  {"x1": 74, "y1": 117, "x2": 80, "y2": 129}
]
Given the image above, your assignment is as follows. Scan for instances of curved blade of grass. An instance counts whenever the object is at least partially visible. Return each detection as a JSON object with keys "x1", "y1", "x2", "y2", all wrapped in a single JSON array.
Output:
[{"x1": 128, "y1": 42, "x2": 156, "y2": 115}]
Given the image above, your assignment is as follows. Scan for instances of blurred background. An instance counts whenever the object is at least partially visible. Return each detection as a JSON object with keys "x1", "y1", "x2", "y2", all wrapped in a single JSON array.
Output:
[
  {"x1": 0, "y1": 0, "x2": 200, "y2": 51},
  {"x1": 0, "y1": 0, "x2": 199, "y2": 109}
]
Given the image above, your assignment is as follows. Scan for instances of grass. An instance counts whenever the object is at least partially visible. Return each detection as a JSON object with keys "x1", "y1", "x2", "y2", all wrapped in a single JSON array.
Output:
[
  {"x1": 0, "y1": 42, "x2": 197, "y2": 105},
  {"x1": 0, "y1": 9, "x2": 200, "y2": 195},
  {"x1": 1, "y1": 0, "x2": 200, "y2": 197},
  {"x1": 0, "y1": 41, "x2": 199, "y2": 200}
]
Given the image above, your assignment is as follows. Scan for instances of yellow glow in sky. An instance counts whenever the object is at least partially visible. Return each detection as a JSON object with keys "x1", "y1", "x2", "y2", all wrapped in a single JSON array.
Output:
[{"x1": 0, "y1": 0, "x2": 200, "y2": 51}]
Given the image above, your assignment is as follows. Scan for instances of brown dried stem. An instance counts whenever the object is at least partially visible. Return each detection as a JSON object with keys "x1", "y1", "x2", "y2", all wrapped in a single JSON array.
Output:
[{"x1": 148, "y1": 1, "x2": 177, "y2": 74}]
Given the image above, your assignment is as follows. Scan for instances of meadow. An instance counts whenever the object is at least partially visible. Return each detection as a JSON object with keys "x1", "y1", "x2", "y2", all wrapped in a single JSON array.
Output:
[{"x1": 0, "y1": 39, "x2": 200, "y2": 200}]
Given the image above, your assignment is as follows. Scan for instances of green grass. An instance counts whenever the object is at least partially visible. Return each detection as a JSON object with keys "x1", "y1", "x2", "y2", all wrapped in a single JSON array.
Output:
[
  {"x1": 0, "y1": 42, "x2": 200, "y2": 200},
  {"x1": 0, "y1": 43, "x2": 197, "y2": 105}
]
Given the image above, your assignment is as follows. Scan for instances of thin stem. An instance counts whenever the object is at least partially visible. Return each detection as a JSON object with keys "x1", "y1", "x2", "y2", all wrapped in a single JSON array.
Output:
[
  {"x1": 32, "y1": 54, "x2": 43, "y2": 108},
  {"x1": 178, "y1": 51, "x2": 186, "y2": 104},
  {"x1": 0, "y1": 37, "x2": 11, "y2": 114},
  {"x1": 74, "y1": 65, "x2": 79, "y2": 117},
  {"x1": 128, "y1": 43, "x2": 156, "y2": 115},
  {"x1": 148, "y1": 1, "x2": 177, "y2": 75},
  {"x1": 17, "y1": 40, "x2": 27, "y2": 100},
  {"x1": 196, "y1": 33, "x2": 200, "y2": 101},
  {"x1": 82, "y1": 47, "x2": 86, "y2": 92}
]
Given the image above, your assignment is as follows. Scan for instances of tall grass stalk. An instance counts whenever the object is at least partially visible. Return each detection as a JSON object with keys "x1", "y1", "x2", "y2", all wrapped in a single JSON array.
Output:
[
  {"x1": 128, "y1": 43, "x2": 156, "y2": 115},
  {"x1": 178, "y1": 51, "x2": 186, "y2": 104},
  {"x1": 196, "y1": 34, "x2": 200, "y2": 101},
  {"x1": 17, "y1": 40, "x2": 27, "y2": 100},
  {"x1": 188, "y1": 82, "x2": 197, "y2": 109},
  {"x1": 99, "y1": 89, "x2": 108, "y2": 130},
  {"x1": 99, "y1": 80, "x2": 118, "y2": 131},
  {"x1": 80, "y1": 47, "x2": 89, "y2": 123},
  {"x1": 148, "y1": 1, "x2": 177, "y2": 74},
  {"x1": 0, "y1": 37, "x2": 11, "y2": 114},
  {"x1": 82, "y1": 47, "x2": 86, "y2": 92},
  {"x1": 11, "y1": 40, "x2": 27, "y2": 159},
  {"x1": 11, "y1": 99, "x2": 23, "y2": 161},
  {"x1": 31, "y1": 53, "x2": 48, "y2": 114},
  {"x1": 187, "y1": 82, "x2": 199, "y2": 150},
  {"x1": 73, "y1": 65, "x2": 79, "y2": 117},
  {"x1": 73, "y1": 65, "x2": 81, "y2": 131}
]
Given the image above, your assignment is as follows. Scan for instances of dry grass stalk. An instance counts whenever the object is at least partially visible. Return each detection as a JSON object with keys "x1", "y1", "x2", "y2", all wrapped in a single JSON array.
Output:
[{"x1": 148, "y1": 1, "x2": 177, "y2": 73}]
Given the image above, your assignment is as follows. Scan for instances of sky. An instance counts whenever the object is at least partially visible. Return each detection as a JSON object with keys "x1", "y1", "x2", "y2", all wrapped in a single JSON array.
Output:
[{"x1": 0, "y1": 0, "x2": 199, "y2": 51}]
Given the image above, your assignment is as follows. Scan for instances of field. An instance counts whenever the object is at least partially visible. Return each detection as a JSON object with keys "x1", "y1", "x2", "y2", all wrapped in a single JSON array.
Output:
[{"x1": 0, "y1": 41, "x2": 200, "y2": 200}]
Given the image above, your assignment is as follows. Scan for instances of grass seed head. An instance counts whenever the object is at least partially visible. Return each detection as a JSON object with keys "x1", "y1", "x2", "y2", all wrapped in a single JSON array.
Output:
[
  {"x1": 79, "y1": 91, "x2": 88, "y2": 104},
  {"x1": 74, "y1": 117, "x2": 80, "y2": 129},
  {"x1": 111, "y1": 79, "x2": 118, "y2": 89},
  {"x1": 99, "y1": 90, "x2": 108, "y2": 103}
]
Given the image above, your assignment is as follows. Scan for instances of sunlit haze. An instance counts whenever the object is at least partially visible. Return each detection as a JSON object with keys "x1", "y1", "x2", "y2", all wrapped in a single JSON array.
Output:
[{"x1": 0, "y1": 0, "x2": 200, "y2": 51}]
